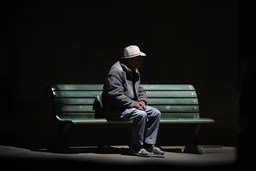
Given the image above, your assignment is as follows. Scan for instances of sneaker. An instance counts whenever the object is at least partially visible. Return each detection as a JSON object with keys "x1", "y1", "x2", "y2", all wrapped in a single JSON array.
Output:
[
  {"x1": 129, "y1": 145, "x2": 151, "y2": 157},
  {"x1": 133, "y1": 148, "x2": 151, "y2": 157},
  {"x1": 146, "y1": 145, "x2": 165, "y2": 155}
]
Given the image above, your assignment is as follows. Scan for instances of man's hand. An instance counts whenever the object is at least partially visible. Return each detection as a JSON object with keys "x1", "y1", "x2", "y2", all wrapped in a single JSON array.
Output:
[{"x1": 137, "y1": 101, "x2": 146, "y2": 110}]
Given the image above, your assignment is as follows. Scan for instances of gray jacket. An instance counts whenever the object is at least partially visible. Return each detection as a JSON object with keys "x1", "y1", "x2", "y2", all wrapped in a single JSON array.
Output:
[{"x1": 102, "y1": 61, "x2": 147, "y2": 120}]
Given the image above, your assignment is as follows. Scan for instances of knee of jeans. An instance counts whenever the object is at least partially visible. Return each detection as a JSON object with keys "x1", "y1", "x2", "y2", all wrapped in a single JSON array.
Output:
[
  {"x1": 138, "y1": 111, "x2": 147, "y2": 119},
  {"x1": 154, "y1": 109, "x2": 161, "y2": 118}
]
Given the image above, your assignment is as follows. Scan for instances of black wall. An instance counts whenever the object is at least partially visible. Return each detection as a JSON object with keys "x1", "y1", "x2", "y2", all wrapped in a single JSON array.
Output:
[{"x1": 3, "y1": 1, "x2": 239, "y2": 149}]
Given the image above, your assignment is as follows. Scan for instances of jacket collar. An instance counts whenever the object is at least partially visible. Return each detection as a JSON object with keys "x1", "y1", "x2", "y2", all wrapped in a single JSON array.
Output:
[{"x1": 119, "y1": 61, "x2": 137, "y2": 73}]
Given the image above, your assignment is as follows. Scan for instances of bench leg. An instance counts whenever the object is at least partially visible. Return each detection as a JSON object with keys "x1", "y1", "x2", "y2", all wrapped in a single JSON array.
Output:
[
  {"x1": 183, "y1": 124, "x2": 202, "y2": 154},
  {"x1": 49, "y1": 121, "x2": 72, "y2": 153}
]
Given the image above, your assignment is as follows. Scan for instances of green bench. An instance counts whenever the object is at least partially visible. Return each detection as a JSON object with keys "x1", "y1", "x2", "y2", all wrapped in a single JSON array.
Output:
[{"x1": 47, "y1": 84, "x2": 215, "y2": 154}]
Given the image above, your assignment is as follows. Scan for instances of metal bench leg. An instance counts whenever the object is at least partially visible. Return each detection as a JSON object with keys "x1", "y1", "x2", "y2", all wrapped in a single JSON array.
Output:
[
  {"x1": 183, "y1": 124, "x2": 202, "y2": 154},
  {"x1": 49, "y1": 121, "x2": 72, "y2": 153}
]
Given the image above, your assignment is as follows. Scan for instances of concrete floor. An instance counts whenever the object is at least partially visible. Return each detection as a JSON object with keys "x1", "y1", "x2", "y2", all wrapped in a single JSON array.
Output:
[{"x1": 0, "y1": 145, "x2": 237, "y2": 168}]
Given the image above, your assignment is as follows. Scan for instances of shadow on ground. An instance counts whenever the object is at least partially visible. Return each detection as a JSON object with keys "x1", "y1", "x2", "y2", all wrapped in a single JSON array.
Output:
[{"x1": 34, "y1": 146, "x2": 182, "y2": 156}]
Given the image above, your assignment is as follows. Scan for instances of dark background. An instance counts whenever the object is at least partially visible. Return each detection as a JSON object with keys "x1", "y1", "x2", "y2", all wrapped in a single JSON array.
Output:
[{"x1": 2, "y1": 0, "x2": 247, "y2": 150}]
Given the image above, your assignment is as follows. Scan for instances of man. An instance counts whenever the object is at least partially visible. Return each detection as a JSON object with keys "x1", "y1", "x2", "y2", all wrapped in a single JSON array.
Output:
[{"x1": 102, "y1": 45, "x2": 164, "y2": 156}]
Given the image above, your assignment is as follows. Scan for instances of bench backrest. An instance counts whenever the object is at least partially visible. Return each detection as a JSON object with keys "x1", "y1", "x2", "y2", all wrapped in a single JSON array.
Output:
[{"x1": 48, "y1": 84, "x2": 200, "y2": 121}]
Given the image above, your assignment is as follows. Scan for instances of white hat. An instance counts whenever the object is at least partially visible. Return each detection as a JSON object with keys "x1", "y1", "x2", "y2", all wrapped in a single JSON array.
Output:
[{"x1": 122, "y1": 45, "x2": 146, "y2": 59}]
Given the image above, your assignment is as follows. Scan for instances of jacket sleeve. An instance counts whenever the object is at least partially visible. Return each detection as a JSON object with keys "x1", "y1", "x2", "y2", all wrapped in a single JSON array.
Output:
[
  {"x1": 136, "y1": 71, "x2": 148, "y2": 104},
  {"x1": 106, "y1": 69, "x2": 137, "y2": 108},
  {"x1": 138, "y1": 85, "x2": 148, "y2": 105}
]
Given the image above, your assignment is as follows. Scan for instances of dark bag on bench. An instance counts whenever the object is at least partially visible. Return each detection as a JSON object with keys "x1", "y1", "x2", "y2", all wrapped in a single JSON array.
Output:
[{"x1": 92, "y1": 94, "x2": 105, "y2": 118}]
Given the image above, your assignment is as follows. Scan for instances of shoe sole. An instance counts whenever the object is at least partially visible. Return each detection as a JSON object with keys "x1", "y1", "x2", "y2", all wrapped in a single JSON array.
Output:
[
  {"x1": 149, "y1": 153, "x2": 165, "y2": 158},
  {"x1": 126, "y1": 152, "x2": 165, "y2": 158},
  {"x1": 134, "y1": 154, "x2": 151, "y2": 157}
]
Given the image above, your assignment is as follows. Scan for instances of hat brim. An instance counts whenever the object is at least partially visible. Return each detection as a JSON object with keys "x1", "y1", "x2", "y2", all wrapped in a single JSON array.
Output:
[{"x1": 121, "y1": 52, "x2": 146, "y2": 59}]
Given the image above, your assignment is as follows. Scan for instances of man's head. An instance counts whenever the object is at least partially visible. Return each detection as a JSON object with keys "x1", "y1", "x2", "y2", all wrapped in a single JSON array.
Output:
[{"x1": 121, "y1": 45, "x2": 146, "y2": 71}]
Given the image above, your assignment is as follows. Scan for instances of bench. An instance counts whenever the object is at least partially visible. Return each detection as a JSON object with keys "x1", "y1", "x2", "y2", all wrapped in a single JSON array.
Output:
[{"x1": 47, "y1": 84, "x2": 215, "y2": 154}]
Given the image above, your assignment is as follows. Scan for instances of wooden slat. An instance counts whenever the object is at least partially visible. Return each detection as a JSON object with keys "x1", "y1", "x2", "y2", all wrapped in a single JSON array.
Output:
[
  {"x1": 159, "y1": 118, "x2": 215, "y2": 123},
  {"x1": 71, "y1": 119, "x2": 214, "y2": 124},
  {"x1": 72, "y1": 119, "x2": 130, "y2": 124},
  {"x1": 70, "y1": 119, "x2": 214, "y2": 124},
  {"x1": 142, "y1": 84, "x2": 195, "y2": 90},
  {"x1": 57, "y1": 112, "x2": 200, "y2": 120},
  {"x1": 59, "y1": 113, "x2": 95, "y2": 119},
  {"x1": 53, "y1": 91, "x2": 101, "y2": 98},
  {"x1": 54, "y1": 90, "x2": 197, "y2": 98},
  {"x1": 50, "y1": 84, "x2": 195, "y2": 91},
  {"x1": 55, "y1": 98, "x2": 94, "y2": 105},
  {"x1": 160, "y1": 113, "x2": 200, "y2": 118},
  {"x1": 57, "y1": 118, "x2": 214, "y2": 124},
  {"x1": 57, "y1": 105, "x2": 198, "y2": 113},
  {"x1": 146, "y1": 91, "x2": 197, "y2": 97},
  {"x1": 56, "y1": 103, "x2": 199, "y2": 116},
  {"x1": 150, "y1": 105, "x2": 199, "y2": 112},
  {"x1": 147, "y1": 98, "x2": 198, "y2": 105},
  {"x1": 57, "y1": 105, "x2": 94, "y2": 112},
  {"x1": 51, "y1": 84, "x2": 103, "y2": 91},
  {"x1": 55, "y1": 98, "x2": 198, "y2": 105}
]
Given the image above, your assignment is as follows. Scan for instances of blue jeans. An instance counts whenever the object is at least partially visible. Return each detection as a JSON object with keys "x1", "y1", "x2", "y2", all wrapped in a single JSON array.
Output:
[{"x1": 121, "y1": 106, "x2": 161, "y2": 146}]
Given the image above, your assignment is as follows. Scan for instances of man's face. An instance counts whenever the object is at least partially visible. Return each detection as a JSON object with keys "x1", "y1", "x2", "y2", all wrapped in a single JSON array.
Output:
[{"x1": 127, "y1": 56, "x2": 143, "y2": 71}]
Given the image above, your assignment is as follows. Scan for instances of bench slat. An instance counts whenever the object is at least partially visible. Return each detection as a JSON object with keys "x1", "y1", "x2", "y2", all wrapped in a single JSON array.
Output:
[
  {"x1": 59, "y1": 113, "x2": 95, "y2": 119},
  {"x1": 147, "y1": 98, "x2": 198, "y2": 105},
  {"x1": 51, "y1": 84, "x2": 195, "y2": 91},
  {"x1": 146, "y1": 91, "x2": 197, "y2": 97},
  {"x1": 57, "y1": 105, "x2": 199, "y2": 113},
  {"x1": 56, "y1": 98, "x2": 95, "y2": 105},
  {"x1": 51, "y1": 84, "x2": 103, "y2": 91},
  {"x1": 55, "y1": 98, "x2": 198, "y2": 105},
  {"x1": 161, "y1": 113, "x2": 200, "y2": 118},
  {"x1": 62, "y1": 118, "x2": 214, "y2": 124},
  {"x1": 53, "y1": 91, "x2": 101, "y2": 98},
  {"x1": 155, "y1": 105, "x2": 199, "y2": 112},
  {"x1": 143, "y1": 84, "x2": 195, "y2": 90},
  {"x1": 58, "y1": 112, "x2": 200, "y2": 120},
  {"x1": 53, "y1": 90, "x2": 197, "y2": 98},
  {"x1": 160, "y1": 118, "x2": 214, "y2": 123}
]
